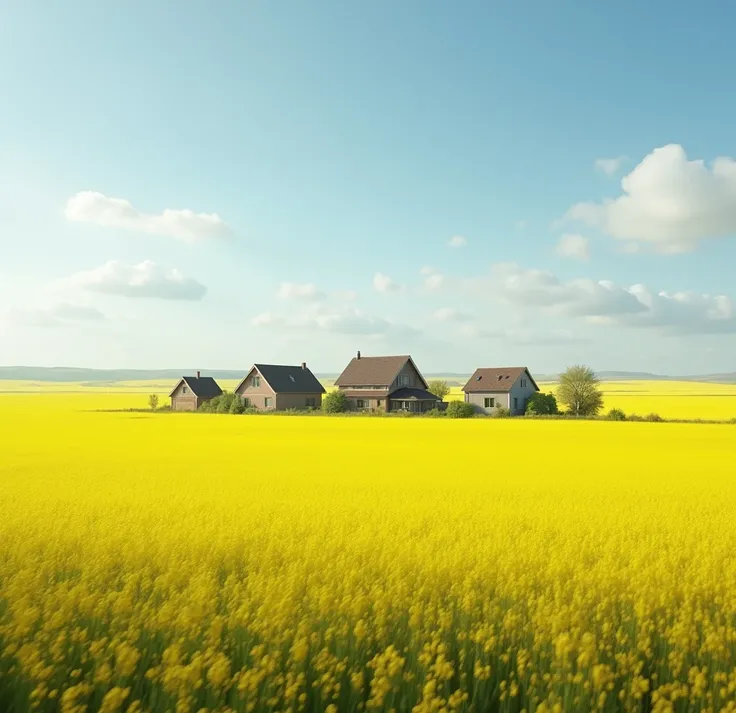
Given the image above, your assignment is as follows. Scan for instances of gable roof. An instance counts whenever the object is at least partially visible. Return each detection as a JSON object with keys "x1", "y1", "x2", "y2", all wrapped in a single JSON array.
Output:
[
  {"x1": 169, "y1": 376, "x2": 223, "y2": 398},
  {"x1": 236, "y1": 364, "x2": 326, "y2": 394},
  {"x1": 334, "y1": 354, "x2": 428, "y2": 389},
  {"x1": 462, "y1": 367, "x2": 539, "y2": 393}
]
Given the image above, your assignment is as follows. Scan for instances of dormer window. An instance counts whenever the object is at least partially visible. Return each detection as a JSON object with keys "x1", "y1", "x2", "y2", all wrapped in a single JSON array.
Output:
[
  {"x1": 476, "y1": 376, "x2": 482, "y2": 381},
  {"x1": 289, "y1": 375, "x2": 296, "y2": 383}
]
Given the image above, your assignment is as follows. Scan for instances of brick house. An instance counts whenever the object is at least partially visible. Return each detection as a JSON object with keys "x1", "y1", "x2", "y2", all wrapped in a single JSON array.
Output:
[
  {"x1": 234, "y1": 363, "x2": 325, "y2": 410},
  {"x1": 170, "y1": 372, "x2": 223, "y2": 411},
  {"x1": 462, "y1": 366, "x2": 539, "y2": 415},
  {"x1": 334, "y1": 352, "x2": 441, "y2": 413}
]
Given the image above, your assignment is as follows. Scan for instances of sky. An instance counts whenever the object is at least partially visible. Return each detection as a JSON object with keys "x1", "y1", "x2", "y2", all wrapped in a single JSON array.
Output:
[{"x1": 2, "y1": 0, "x2": 736, "y2": 375}]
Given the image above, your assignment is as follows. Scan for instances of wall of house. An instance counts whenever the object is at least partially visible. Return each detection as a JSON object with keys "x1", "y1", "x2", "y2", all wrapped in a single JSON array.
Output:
[
  {"x1": 345, "y1": 394, "x2": 389, "y2": 411},
  {"x1": 464, "y1": 391, "x2": 510, "y2": 414},
  {"x1": 509, "y1": 373, "x2": 538, "y2": 415},
  {"x1": 235, "y1": 370, "x2": 276, "y2": 409},
  {"x1": 389, "y1": 360, "x2": 425, "y2": 391},
  {"x1": 275, "y1": 393, "x2": 323, "y2": 410},
  {"x1": 171, "y1": 381, "x2": 198, "y2": 411}
]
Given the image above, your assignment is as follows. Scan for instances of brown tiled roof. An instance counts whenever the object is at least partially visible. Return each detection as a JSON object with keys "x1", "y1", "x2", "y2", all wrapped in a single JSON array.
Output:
[
  {"x1": 335, "y1": 355, "x2": 415, "y2": 387},
  {"x1": 462, "y1": 367, "x2": 538, "y2": 393}
]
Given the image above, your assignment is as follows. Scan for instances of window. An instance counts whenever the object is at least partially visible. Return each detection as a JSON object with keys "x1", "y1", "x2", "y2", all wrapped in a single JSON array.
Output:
[
  {"x1": 264, "y1": 397, "x2": 272, "y2": 408},
  {"x1": 252, "y1": 376, "x2": 261, "y2": 387},
  {"x1": 484, "y1": 397, "x2": 495, "y2": 408},
  {"x1": 243, "y1": 398, "x2": 250, "y2": 407},
  {"x1": 513, "y1": 397, "x2": 518, "y2": 410},
  {"x1": 377, "y1": 400, "x2": 382, "y2": 408},
  {"x1": 521, "y1": 378, "x2": 527, "y2": 387},
  {"x1": 306, "y1": 397, "x2": 315, "y2": 407},
  {"x1": 182, "y1": 386, "x2": 189, "y2": 395},
  {"x1": 397, "y1": 374, "x2": 410, "y2": 387},
  {"x1": 357, "y1": 399, "x2": 369, "y2": 409}
]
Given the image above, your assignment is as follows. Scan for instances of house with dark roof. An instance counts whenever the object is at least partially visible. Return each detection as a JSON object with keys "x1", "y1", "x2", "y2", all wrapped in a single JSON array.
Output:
[
  {"x1": 462, "y1": 366, "x2": 539, "y2": 415},
  {"x1": 234, "y1": 363, "x2": 325, "y2": 410},
  {"x1": 334, "y1": 352, "x2": 441, "y2": 413},
  {"x1": 170, "y1": 372, "x2": 223, "y2": 411}
]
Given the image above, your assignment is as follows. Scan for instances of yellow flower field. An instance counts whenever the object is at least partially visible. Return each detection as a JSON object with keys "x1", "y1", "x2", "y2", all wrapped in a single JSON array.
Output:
[{"x1": 2, "y1": 393, "x2": 736, "y2": 713}]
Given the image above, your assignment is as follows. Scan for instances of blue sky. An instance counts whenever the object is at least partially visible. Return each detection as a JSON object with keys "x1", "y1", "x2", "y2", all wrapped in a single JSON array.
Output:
[{"x1": 2, "y1": 0, "x2": 736, "y2": 374}]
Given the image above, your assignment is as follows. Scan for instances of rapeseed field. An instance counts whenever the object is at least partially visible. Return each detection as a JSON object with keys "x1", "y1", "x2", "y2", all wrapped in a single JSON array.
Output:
[{"x1": 2, "y1": 393, "x2": 736, "y2": 713}]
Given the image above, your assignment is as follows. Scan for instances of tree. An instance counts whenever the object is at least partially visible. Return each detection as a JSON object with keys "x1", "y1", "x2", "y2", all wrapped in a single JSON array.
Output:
[
  {"x1": 322, "y1": 390, "x2": 349, "y2": 413},
  {"x1": 525, "y1": 392, "x2": 559, "y2": 415},
  {"x1": 148, "y1": 394, "x2": 159, "y2": 411},
  {"x1": 428, "y1": 380, "x2": 451, "y2": 401},
  {"x1": 557, "y1": 365, "x2": 603, "y2": 417},
  {"x1": 446, "y1": 401, "x2": 475, "y2": 418}
]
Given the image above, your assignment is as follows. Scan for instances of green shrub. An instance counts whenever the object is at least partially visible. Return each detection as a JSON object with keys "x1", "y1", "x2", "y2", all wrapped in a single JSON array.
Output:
[
  {"x1": 492, "y1": 406, "x2": 511, "y2": 418},
  {"x1": 525, "y1": 392, "x2": 559, "y2": 415},
  {"x1": 627, "y1": 413, "x2": 645, "y2": 422},
  {"x1": 645, "y1": 412, "x2": 663, "y2": 422},
  {"x1": 322, "y1": 390, "x2": 349, "y2": 413},
  {"x1": 446, "y1": 401, "x2": 475, "y2": 418},
  {"x1": 607, "y1": 408, "x2": 627, "y2": 421},
  {"x1": 148, "y1": 394, "x2": 159, "y2": 411},
  {"x1": 229, "y1": 395, "x2": 246, "y2": 414},
  {"x1": 423, "y1": 408, "x2": 446, "y2": 418}
]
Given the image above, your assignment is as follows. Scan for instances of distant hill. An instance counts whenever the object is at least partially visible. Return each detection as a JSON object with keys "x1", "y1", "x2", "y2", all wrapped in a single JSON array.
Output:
[
  {"x1": 1, "y1": 366, "x2": 735, "y2": 384},
  {"x1": 537, "y1": 371, "x2": 736, "y2": 384}
]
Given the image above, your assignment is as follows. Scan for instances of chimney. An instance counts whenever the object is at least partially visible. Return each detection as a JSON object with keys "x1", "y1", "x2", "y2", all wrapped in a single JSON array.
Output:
[
  {"x1": 357, "y1": 350, "x2": 361, "y2": 359},
  {"x1": 301, "y1": 362, "x2": 306, "y2": 370},
  {"x1": 196, "y1": 370, "x2": 201, "y2": 378}
]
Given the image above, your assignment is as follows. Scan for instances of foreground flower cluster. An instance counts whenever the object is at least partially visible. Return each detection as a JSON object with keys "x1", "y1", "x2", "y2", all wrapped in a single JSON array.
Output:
[{"x1": 2, "y1": 394, "x2": 736, "y2": 713}]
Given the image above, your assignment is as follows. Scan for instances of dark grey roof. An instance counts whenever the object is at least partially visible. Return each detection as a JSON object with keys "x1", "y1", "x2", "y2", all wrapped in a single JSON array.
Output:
[
  {"x1": 253, "y1": 364, "x2": 326, "y2": 394},
  {"x1": 388, "y1": 387, "x2": 441, "y2": 401},
  {"x1": 171, "y1": 376, "x2": 222, "y2": 398}
]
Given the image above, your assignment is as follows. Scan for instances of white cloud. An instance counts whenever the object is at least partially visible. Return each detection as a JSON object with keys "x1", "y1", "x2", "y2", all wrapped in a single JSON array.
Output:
[
  {"x1": 448, "y1": 235, "x2": 467, "y2": 248},
  {"x1": 556, "y1": 233, "x2": 590, "y2": 261},
  {"x1": 65, "y1": 191, "x2": 230, "y2": 243},
  {"x1": 277, "y1": 282, "x2": 324, "y2": 301},
  {"x1": 419, "y1": 266, "x2": 437, "y2": 276},
  {"x1": 460, "y1": 324, "x2": 585, "y2": 345},
  {"x1": 3, "y1": 302, "x2": 105, "y2": 328},
  {"x1": 423, "y1": 272, "x2": 446, "y2": 291},
  {"x1": 253, "y1": 303, "x2": 417, "y2": 338},
  {"x1": 568, "y1": 144, "x2": 736, "y2": 253},
  {"x1": 432, "y1": 307, "x2": 470, "y2": 322},
  {"x1": 69, "y1": 260, "x2": 207, "y2": 301},
  {"x1": 594, "y1": 156, "x2": 627, "y2": 176},
  {"x1": 464, "y1": 262, "x2": 736, "y2": 335},
  {"x1": 373, "y1": 272, "x2": 403, "y2": 294}
]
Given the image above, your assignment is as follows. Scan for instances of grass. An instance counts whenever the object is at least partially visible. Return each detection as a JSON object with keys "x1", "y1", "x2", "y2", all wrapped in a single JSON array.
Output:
[{"x1": 2, "y1": 391, "x2": 736, "y2": 712}]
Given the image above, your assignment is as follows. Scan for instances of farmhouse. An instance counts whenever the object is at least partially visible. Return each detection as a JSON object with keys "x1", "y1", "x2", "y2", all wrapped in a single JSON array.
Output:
[
  {"x1": 170, "y1": 372, "x2": 223, "y2": 411},
  {"x1": 462, "y1": 366, "x2": 538, "y2": 415},
  {"x1": 334, "y1": 352, "x2": 441, "y2": 413},
  {"x1": 234, "y1": 363, "x2": 325, "y2": 410}
]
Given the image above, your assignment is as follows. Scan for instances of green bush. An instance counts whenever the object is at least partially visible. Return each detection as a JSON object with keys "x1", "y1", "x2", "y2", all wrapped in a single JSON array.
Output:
[
  {"x1": 525, "y1": 392, "x2": 559, "y2": 415},
  {"x1": 492, "y1": 406, "x2": 511, "y2": 418},
  {"x1": 229, "y1": 395, "x2": 246, "y2": 414},
  {"x1": 627, "y1": 413, "x2": 645, "y2": 422},
  {"x1": 423, "y1": 408, "x2": 446, "y2": 418},
  {"x1": 322, "y1": 390, "x2": 349, "y2": 413},
  {"x1": 446, "y1": 401, "x2": 475, "y2": 418},
  {"x1": 607, "y1": 408, "x2": 627, "y2": 421},
  {"x1": 645, "y1": 412, "x2": 664, "y2": 422}
]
